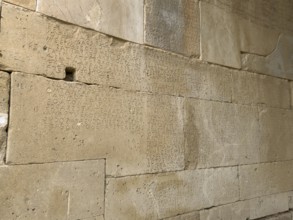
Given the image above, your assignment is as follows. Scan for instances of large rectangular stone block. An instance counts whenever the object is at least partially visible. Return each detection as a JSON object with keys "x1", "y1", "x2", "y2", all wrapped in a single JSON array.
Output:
[
  {"x1": 36, "y1": 0, "x2": 144, "y2": 43},
  {"x1": 0, "y1": 3, "x2": 232, "y2": 102},
  {"x1": 164, "y1": 212, "x2": 199, "y2": 220},
  {"x1": 259, "y1": 107, "x2": 293, "y2": 162},
  {"x1": 239, "y1": 161, "x2": 293, "y2": 199},
  {"x1": 184, "y1": 98, "x2": 259, "y2": 169},
  {"x1": 7, "y1": 72, "x2": 184, "y2": 176},
  {"x1": 232, "y1": 71, "x2": 290, "y2": 108},
  {"x1": 200, "y1": 192, "x2": 290, "y2": 220},
  {"x1": 144, "y1": 0, "x2": 199, "y2": 57},
  {"x1": 105, "y1": 167, "x2": 239, "y2": 220},
  {"x1": 0, "y1": 160, "x2": 105, "y2": 220}
]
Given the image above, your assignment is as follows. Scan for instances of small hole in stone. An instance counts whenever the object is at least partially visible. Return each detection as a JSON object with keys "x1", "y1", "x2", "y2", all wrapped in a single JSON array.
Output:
[
  {"x1": 64, "y1": 67, "x2": 76, "y2": 81},
  {"x1": 43, "y1": 46, "x2": 47, "y2": 51}
]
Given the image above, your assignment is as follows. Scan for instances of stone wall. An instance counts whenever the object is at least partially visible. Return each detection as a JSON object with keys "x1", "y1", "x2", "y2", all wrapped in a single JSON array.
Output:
[{"x1": 0, "y1": 0, "x2": 293, "y2": 219}]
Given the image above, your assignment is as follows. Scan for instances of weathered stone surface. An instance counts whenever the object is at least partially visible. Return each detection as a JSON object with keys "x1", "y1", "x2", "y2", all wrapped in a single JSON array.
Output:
[
  {"x1": 0, "y1": 71, "x2": 9, "y2": 164},
  {"x1": 200, "y1": 1, "x2": 241, "y2": 68},
  {"x1": 4, "y1": 0, "x2": 35, "y2": 10},
  {"x1": 259, "y1": 107, "x2": 293, "y2": 162},
  {"x1": 105, "y1": 167, "x2": 239, "y2": 220},
  {"x1": 242, "y1": 34, "x2": 293, "y2": 80},
  {"x1": 0, "y1": 160, "x2": 105, "y2": 220},
  {"x1": 37, "y1": 0, "x2": 144, "y2": 43},
  {"x1": 0, "y1": 71, "x2": 10, "y2": 113},
  {"x1": 184, "y1": 98, "x2": 259, "y2": 169},
  {"x1": 0, "y1": 3, "x2": 232, "y2": 102},
  {"x1": 144, "y1": 0, "x2": 199, "y2": 57},
  {"x1": 7, "y1": 72, "x2": 184, "y2": 176},
  {"x1": 288, "y1": 192, "x2": 293, "y2": 209},
  {"x1": 260, "y1": 212, "x2": 292, "y2": 220},
  {"x1": 200, "y1": 193, "x2": 290, "y2": 220},
  {"x1": 164, "y1": 212, "x2": 199, "y2": 220},
  {"x1": 232, "y1": 71, "x2": 290, "y2": 108},
  {"x1": 239, "y1": 161, "x2": 293, "y2": 199}
]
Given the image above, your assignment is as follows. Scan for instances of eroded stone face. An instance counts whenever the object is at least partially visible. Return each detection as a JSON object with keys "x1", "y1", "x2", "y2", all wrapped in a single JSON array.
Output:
[
  {"x1": 0, "y1": 160, "x2": 105, "y2": 220},
  {"x1": 232, "y1": 70, "x2": 290, "y2": 108},
  {"x1": 259, "y1": 107, "x2": 293, "y2": 162},
  {"x1": 4, "y1": 0, "x2": 36, "y2": 10},
  {"x1": 36, "y1": 0, "x2": 144, "y2": 43},
  {"x1": 144, "y1": 0, "x2": 199, "y2": 57},
  {"x1": 7, "y1": 72, "x2": 184, "y2": 176},
  {"x1": 164, "y1": 211, "x2": 199, "y2": 220},
  {"x1": 239, "y1": 161, "x2": 293, "y2": 199},
  {"x1": 105, "y1": 167, "x2": 239, "y2": 219},
  {"x1": 184, "y1": 98, "x2": 259, "y2": 169}
]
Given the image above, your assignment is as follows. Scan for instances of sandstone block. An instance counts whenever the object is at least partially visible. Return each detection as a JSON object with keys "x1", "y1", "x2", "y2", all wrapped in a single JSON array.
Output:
[
  {"x1": 36, "y1": 0, "x2": 144, "y2": 43},
  {"x1": 200, "y1": 192, "x2": 290, "y2": 220},
  {"x1": 4, "y1": 0, "x2": 35, "y2": 10},
  {"x1": 144, "y1": 0, "x2": 199, "y2": 57},
  {"x1": 0, "y1": 3, "x2": 232, "y2": 102},
  {"x1": 164, "y1": 212, "x2": 199, "y2": 220},
  {"x1": 261, "y1": 212, "x2": 292, "y2": 220},
  {"x1": 0, "y1": 71, "x2": 10, "y2": 113},
  {"x1": 7, "y1": 72, "x2": 184, "y2": 176},
  {"x1": 232, "y1": 71, "x2": 290, "y2": 108},
  {"x1": 239, "y1": 161, "x2": 293, "y2": 199},
  {"x1": 0, "y1": 160, "x2": 105, "y2": 220},
  {"x1": 184, "y1": 98, "x2": 259, "y2": 169},
  {"x1": 105, "y1": 167, "x2": 239, "y2": 220},
  {"x1": 259, "y1": 107, "x2": 293, "y2": 162}
]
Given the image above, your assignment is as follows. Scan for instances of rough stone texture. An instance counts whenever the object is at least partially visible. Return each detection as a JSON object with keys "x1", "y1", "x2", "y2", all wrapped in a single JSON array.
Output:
[
  {"x1": 0, "y1": 160, "x2": 105, "y2": 220},
  {"x1": 36, "y1": 0, "x2": 143, "y2": 43},
  {"x1": 232, "y1": 71, "x2": 290, "y2": 108},
  {"x1": 239, "y1": 161, "x2": 293, "y2": 199},
  {"x1": 105, "y1": 167, "x2": 239, "y2": 220},
  {"x1": 259, "y1": 107, "x2": 293, "y2": 162},
  {"x1": 259, "y1": 212, "x2": 292, "y2": 220},
  {"x1": 144, "y1": 0, "x2": 199, "y2": 57},
  {"x1": 0, "y1": 3, "x2": 232, "y2": 102},
  {"x1": 200, "y1": 0, "x2": 293, "y2": 79},
  {"x1": 200, "y1": 193, "x2": 290, "y2": 220},
  {"x1": 164, "y1": 212, "x2": 199, "y2": 220},
  {"x1": 7, "y1": 72, "x2": 184, "y2": 177},
  {"x1": 0, "y1": 71, "x2": 9, "y2": 164},
  {"x1": 184, "y1": 98, "x2": 259, "y2": 169},
  {"x1": 4, "y1": 0, "x2": 35, "y2": 10},
  {"x1": 289, "y1": 192, "x2": 293, "y2": 209}
]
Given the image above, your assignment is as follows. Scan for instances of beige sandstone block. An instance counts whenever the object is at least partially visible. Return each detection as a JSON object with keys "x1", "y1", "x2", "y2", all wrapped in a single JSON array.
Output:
[
  {"x1": 0, "y1": 160, "x2": 105, "y2": 220},
  {"x1": 200, "y1": 1, "x2": 241, "y2": 68},
  {"x1": 201, "y1": 192, "x2": 290, "y2": 220},
  {"x1": 232, "y1": 71, "x2": 290, "y2": 108},
  {"x1": 144, "y1": 0, "x2": 199, "y2": 57},
  {"x1": 262, "y1": 212, "x2": 292, "y2": 220},
  {"x1": 289, "y1": 192, "x2": 293, "y2": 209},
  {"x1": 164, "y1": 212, "x2": 199, "y2": 220},
  {"x1": 105, "y1": 167, "x2": 239, "y2": 220},
  {"x1": 37, "y1": 0, "x2": 143, "y2": 43},
  {"x1": 4, "y1": 0, "x2": 35, "y2": 10},
  {"x1": 0, "y1": 3, "x2": 232, "y2": 102},
  {"x1": 239, "y1": 161, "x2": 293, "y2": 199},
  {"x1": 184, "y1": 98, "x2": 259, "y2": 169},
  {"x1": 242, "y1": 34, "x2": 293, "y2": 80},
  {"x1": 7, "y1": 72, "x2": 184, "y2": 176},
  {"x1": 259, "y1": 107, "x2": 293, "y2": 162}
]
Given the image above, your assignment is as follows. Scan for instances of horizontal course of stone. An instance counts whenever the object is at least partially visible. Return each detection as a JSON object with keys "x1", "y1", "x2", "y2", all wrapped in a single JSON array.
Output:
[{"x1": 0, "y1": 1, "x2": 293, "y2": 220}]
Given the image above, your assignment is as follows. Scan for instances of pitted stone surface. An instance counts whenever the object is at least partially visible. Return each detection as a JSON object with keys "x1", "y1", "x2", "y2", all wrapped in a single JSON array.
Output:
[
  {"x1": 259, "y1": 107, "x2": 293, "y2": 162},
  {"x1": 144, "y1": 0, "x2": 199, "y2": 57},
  {"x1": 232, "y1": 71, "x2": 290, "y2": 108},
  {"x1": 184, "y1": 98, "x2": 259, "y2": 169},
  {"x1": 37, "y1": 0, "x2": 144, "y2": 43},
  {"x1": 239, "y1": 161, "x2": 293, "y2": 199},
  {"x1": 4, "y1": 0, "x2": 35, "y2": 10},
  {"x1": 0, "y1": 160, "x2": 105, "y2": 220},
  {"x1": 7, "y1": 72, "x2": 184, "y2": 176},
  {"x1": 105, "y1": 167, "x2": 238, "y2": 219}
]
